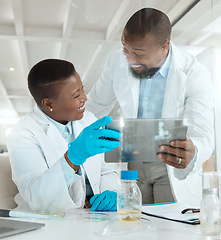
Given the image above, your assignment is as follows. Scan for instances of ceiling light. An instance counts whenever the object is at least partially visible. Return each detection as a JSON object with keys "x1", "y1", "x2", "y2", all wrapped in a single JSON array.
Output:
[{"x1": 9, "y1": 67, "x2": 15, "y2": 72}]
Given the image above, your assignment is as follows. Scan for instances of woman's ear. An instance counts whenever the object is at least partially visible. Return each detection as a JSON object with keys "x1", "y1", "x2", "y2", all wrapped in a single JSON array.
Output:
[{"x1": 41, "y1": 98, "x2": 54, "y2": 112}]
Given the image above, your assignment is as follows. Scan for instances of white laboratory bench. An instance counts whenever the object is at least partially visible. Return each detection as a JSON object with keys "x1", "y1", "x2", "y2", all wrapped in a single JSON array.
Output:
[{"x1": 2, "y1": 209, "x2": 220, "y2": 240}]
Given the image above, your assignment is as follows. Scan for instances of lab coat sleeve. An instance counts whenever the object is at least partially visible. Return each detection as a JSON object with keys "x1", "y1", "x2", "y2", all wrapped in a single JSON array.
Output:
[
  {"x1": 6, "y1": 130, "x2": 84, "y2": 211},
  {"x1": 60, "y1": 156, "x2": 82, "y2": 188},
  {"x1": 185, "y1": 63, "x2": 214, "y2": 171},
  {"x1": 171, "y1": 53, "x2": 214, "y2": 178},
  {"x1": 86, "y1": 51, "x2": 118, "y2": 118}
]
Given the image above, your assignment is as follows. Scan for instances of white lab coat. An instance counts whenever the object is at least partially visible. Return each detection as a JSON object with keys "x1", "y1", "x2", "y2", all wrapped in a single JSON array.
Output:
[
  {"x1": 6, "y1": 106, "x2": 120, "y2": 211},
  {"x1": 86, "y1": 43, "x2": 214, "y2": 206}
]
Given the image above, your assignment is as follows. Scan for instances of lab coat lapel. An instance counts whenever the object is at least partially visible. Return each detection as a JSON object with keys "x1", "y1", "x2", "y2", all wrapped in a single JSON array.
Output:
[
  {"x1": 47, "y1": 124, "x2": 67, "y2": 152},
  {"x1": 45, "y1": 125, "x2": 68, "y2": 167},
  {"x1": 31, "y1": 106, "x2": 68, "y2": 166},
  {"x1": 161, "y1": 45, "x2": 187, "y2": 118},
  {"x1": 71, "y1": 119, "x2": 83, "y2": 138},
  {"x1": 83, "y1": 155, "x2": 100, "y2": 194},
  {"x1": 115, "y1": 55, "x2": 140, "y2": 118},
  {"x1": 118, "y1": 74, "x2": 139, "y2": 118},
  {"x1": 130, "y1": 76, "x2": 140, "y2": 118}
]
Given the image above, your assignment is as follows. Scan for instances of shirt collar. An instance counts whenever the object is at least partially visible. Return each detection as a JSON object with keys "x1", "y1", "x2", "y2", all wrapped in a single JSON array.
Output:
[
  {"x1": 40, "y1": 109, "x2": 73, "y2": 135},
  {"x1": 158, "y1": 46, "x2": 172, "y2": 79}
]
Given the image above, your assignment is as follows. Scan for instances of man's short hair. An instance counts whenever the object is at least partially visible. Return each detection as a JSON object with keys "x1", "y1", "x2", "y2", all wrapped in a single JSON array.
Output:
[
  {"x1": 28, "y1": 59, "x2": 76, "y2": 106},
  {"x1": 124, "y1": 8, "x2": 171, "y2": 45}
]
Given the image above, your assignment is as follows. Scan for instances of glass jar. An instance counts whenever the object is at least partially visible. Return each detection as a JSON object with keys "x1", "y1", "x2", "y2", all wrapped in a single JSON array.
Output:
[
  {"x1": 117, "y1": 170, "x2": 142, "y2": 221},
  {"x1": 200, "y1": 188, "x2": 221, "y2": 236}
]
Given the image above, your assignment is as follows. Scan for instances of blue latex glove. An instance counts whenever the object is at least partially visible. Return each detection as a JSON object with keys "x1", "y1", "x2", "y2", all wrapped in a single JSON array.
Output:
[
  {"x1": 90, "y1": 190, "x2": 117, "y2": 212},
  {"x1": 67, "y1": 116, "x2": 120, "y2": 166}
]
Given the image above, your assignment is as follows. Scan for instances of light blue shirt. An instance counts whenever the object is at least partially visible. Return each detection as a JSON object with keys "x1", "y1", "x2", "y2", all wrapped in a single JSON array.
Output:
[
  {"x1": 45, "y1": 115, "x2": 93, "y2": 197},
  {"x1": 137, "y1": 48, "x2": 197, "y2": 164},
  {"x1": 46, "y1": 116, "x2": 80, "y2": 188},
  {"x1": 137, "y1": 48, "x2": 171, "y2": 118}
]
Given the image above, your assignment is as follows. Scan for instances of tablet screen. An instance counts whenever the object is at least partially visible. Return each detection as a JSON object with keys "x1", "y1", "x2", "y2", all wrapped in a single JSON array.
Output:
[{"x1": 105, "y1": 119, "x2": 187, "y2": 163}]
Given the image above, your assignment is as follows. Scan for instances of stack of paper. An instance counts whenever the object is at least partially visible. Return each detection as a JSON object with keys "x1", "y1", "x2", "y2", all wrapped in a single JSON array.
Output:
[{"x1": 142, "y1": 202, "x2": 200, "y2": 225}]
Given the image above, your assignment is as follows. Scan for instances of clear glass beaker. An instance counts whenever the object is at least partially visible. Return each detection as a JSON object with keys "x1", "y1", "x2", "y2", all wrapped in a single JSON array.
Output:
[
  {"x1": 201, "y1": 171, "x2": 221, "y2": 197},
  {"x1": 200, "y1": 188, "x2": 221, "y2": 236},
  {"x1": 200, "y1": 171, "x2": 221, "y2": 236}
]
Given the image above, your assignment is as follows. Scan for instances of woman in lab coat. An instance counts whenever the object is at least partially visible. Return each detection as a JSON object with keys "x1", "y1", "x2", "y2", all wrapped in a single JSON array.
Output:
[
  {"x1": 6, "y1": 59, "x2": 121, "y2": 212},
  {"x1": 86, "y1": 8, "x2": 214, "y2": 206}
]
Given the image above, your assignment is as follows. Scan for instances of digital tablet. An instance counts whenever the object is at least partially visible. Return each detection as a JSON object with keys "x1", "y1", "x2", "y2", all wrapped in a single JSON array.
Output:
[
  {"x1": 105, "y1": 119, "x2": 187, "y2": 163},
  {"x1": 0, "y1": 218, "x2": 44, "y2": 239}
]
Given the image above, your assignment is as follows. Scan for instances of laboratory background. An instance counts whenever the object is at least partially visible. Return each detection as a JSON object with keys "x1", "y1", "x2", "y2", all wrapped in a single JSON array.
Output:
[{"x1": 0, "y1": 0, "x2": 220, "y2": 202}]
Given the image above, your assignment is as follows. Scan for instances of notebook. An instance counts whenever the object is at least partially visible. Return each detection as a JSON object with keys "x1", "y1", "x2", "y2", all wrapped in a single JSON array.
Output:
[
  {"x1": 0, "y1": 218, "x2": 45, "y2": 238},
  {"x1": 105, "y1": 118, "x2": 187, "y2": 163}
]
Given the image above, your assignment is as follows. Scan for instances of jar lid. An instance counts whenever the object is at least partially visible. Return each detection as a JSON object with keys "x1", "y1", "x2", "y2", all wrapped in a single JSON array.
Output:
[{"x1": 121, "y1": 170, "x2": 138, "y2": 180}]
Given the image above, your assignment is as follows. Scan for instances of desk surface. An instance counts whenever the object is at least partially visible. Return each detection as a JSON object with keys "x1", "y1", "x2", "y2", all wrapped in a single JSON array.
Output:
[{"x1": 3, "y1": 209, "x2": 220, "y2": 240}]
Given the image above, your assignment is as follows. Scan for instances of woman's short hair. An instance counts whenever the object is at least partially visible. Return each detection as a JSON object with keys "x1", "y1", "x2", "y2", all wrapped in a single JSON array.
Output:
[
  {"x1": 124, "y1": 8, "x2": 171, "y2": 45},
  {"x1": 28, "y1": 59, "x2": 76, "y2": 106}
]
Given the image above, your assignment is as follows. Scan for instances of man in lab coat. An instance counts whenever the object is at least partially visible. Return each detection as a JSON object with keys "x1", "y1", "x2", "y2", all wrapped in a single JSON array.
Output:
[
  {"x1": 6, "y1": 59, "x2": 121, "y2": 212},
  {"x1": 86, "y1": 8, "x2": 214, "y2": 206}
]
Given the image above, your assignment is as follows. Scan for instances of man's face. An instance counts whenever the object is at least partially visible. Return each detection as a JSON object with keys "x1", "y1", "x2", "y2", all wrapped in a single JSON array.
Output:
[
  {"x1": 48, "y1": 72, "x2": 87, "y2": 124},
  {"x1": 121, "y1": 29, "x2": 169, "y2": 79}
]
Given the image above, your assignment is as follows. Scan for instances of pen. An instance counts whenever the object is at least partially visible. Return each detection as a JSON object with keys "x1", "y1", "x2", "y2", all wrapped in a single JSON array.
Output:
[
  {"x1": 0, "y1": 209, "x2": 57, "y2": 220},
  {"x1": 181, "y1": 208, "x2": 200, "y2": 214}
]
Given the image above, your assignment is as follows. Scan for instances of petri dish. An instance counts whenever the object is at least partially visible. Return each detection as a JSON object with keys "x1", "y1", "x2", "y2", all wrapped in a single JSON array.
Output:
[
  {"x1": 78, "y1": 212, "x2": 109, "y2": 222},
  {"x1": 35, "y1": 210, "x2": 65, "y2": 219}
]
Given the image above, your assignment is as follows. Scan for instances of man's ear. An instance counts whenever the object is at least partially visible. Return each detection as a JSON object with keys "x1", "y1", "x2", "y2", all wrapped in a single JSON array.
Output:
[
  {"x1": 41, "y1": 98, "x2": 53, "y2": 112},
  {"x1": 162, "y1": 40, "x2": 170, "y2": 51}
]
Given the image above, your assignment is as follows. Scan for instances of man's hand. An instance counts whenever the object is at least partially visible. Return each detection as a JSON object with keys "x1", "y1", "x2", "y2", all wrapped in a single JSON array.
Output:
[{"x1": 157, "y1": 135, "x2": 195, "y2": 169}]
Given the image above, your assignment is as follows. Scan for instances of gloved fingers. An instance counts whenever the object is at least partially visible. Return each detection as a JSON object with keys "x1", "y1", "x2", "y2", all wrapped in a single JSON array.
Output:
[
  {"x1": 96, "y1": 191, "x2": 111, "y2": 211},
  {"x1": 103, "y1": 200, "x2": 116, "y2": 211},
  {"x1": 95, "y1": 138, "x2": 120, "y2": 150},
  {"x1": 96, "y1": 199, "x2": 110, "y2": 211},
  {"x1": 89, "y1": 194, "x2": 100, "y2": 205},
  {"x1": 90, "y1": 193, "x2": 106, "y2": 212},
  {"x1": 88, "y1": 116, "x2": 112, "y2": 130},
  {"x1": 103, "y1": 192, "x2": 117, "y2": 211},
  {"x1": 94, "y1": 128, "x2": 120, "y2": 140},
  {"x1": 109, "y1": 202, "x2": 117, "y2": 211}
]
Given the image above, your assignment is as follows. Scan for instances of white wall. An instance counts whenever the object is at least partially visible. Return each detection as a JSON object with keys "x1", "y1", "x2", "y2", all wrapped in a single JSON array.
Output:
[{"x1": 197, "y1": 47, "x2": 221, "y2": 171}]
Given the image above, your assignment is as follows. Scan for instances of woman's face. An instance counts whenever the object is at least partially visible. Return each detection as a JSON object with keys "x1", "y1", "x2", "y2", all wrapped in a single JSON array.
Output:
[{"x1": 44, "y1": 72, "x2": 87, "y2": 124}]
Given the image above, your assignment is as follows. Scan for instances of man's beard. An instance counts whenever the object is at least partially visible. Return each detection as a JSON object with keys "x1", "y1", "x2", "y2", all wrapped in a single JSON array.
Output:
[{"x1": 129, "y1": 65, "x2": 158, "y2": 79}]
